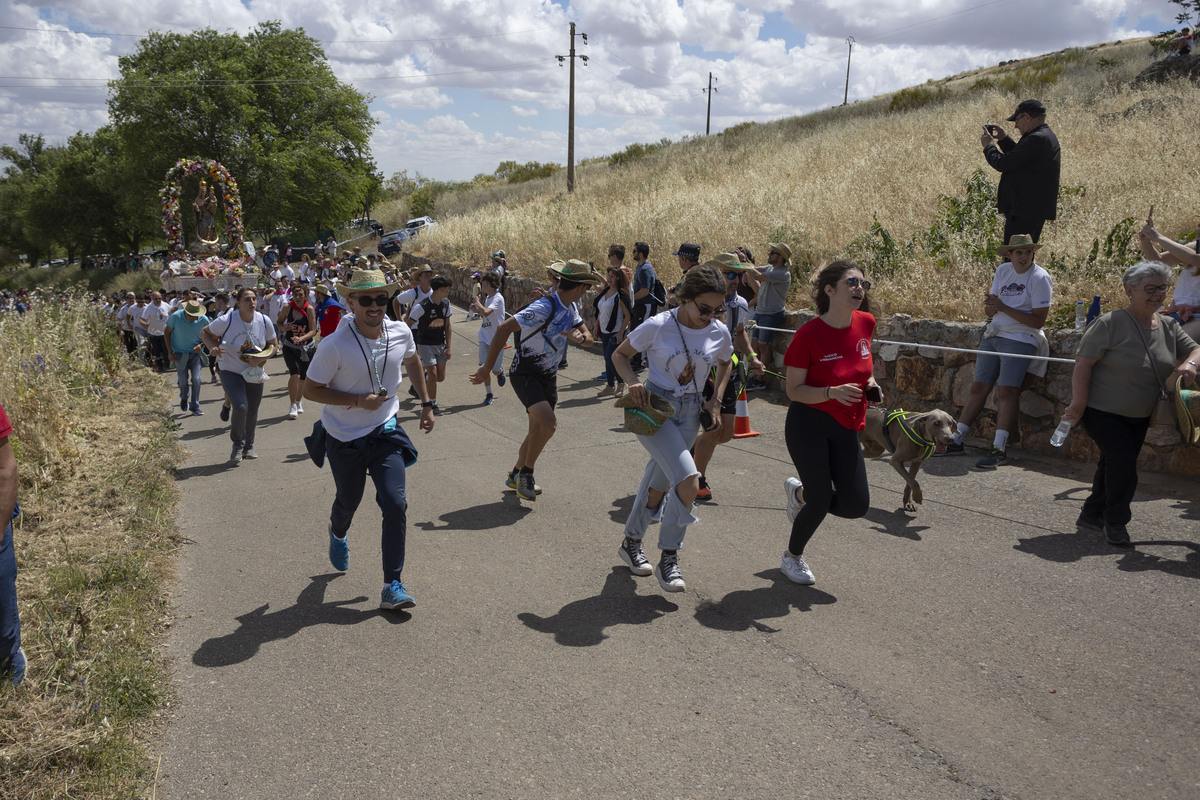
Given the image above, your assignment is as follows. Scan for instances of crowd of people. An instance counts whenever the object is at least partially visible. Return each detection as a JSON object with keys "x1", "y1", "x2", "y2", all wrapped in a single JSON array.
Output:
[{"x1": 3, "y1": 97, "x2": 1200, "y2": 684}]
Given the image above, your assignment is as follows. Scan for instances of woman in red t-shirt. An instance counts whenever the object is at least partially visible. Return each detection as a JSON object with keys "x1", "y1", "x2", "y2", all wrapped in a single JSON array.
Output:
[{"x1": 779, "y1": 260, "x2": 880, "y2": 585}]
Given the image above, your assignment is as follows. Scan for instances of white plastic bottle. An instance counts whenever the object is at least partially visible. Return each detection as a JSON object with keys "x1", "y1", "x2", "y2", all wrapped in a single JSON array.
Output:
[
  {"x1": 1050, "y1": 417, "x2": 1072, "y2": 447},
  {"x1": 1074, "y1": 301, "x2": 1086, "y2": 333}
]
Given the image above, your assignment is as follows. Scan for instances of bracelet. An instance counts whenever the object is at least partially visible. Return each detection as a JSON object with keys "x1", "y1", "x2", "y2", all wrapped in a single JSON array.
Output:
[
  {"x1": 824, "y1": 386, "x2": 830, "y2": 399},
  {"x1": 1188, "y1": 360, "x2": 1199, "y2": 369}
]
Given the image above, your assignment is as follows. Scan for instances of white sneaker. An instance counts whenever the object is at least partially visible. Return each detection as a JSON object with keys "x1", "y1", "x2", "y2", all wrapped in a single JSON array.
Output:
[
  {"x1": 781, "y1": 552, "x2": 815, "y2": 585},
  {"x1": 297, "y1": 401, "x2": 304, "y2": 414},
  {"x1": 287, "y1": 403, "x2": 298, "y2": 419},
  {"x1": 655, "y1": 552, "x2": 686, "y2": 592},
  {"x1": 785, "y1": 477, "x2": 804, "y2": 523}
]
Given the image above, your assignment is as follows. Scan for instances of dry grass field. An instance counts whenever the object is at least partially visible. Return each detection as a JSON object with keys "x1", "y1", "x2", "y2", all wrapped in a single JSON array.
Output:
[
  {"x1": 410, "y1": 39, "x2": 1198, "y2": 322},
  {"x1": 0, "y1": 299, "x2": 179, "y2": 798}
]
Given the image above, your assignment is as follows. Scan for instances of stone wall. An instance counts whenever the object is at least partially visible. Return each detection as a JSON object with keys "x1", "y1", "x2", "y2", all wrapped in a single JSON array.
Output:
[{"x1": 399, "y1": 253, "x2": 1200, "y2": 477}]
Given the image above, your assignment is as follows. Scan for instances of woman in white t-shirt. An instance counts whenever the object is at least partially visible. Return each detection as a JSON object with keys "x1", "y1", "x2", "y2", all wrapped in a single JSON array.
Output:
[
  {"x1": 471, "y1": 271, "x2": 507, "y2": 405},
  {"x1": 201, "y1": 287, "x2": 277, "y2": 463},
  {"x1": 1139, "y1": 217, "x2": 1200, "y2": 342},
  {"x1": 611, "y1": 264, "x2": 733, "y2": 593}
]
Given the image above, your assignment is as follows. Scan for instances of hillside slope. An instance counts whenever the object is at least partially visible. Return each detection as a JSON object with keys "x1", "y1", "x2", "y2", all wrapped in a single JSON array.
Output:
[{"x1": 410, "y1": 39, "x2": 1198, "y2": 319}]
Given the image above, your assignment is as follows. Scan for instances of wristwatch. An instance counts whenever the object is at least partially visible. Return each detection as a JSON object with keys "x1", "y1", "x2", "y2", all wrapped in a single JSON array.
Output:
[{"x1": 421, "y1": 401, "x2": 434, "y2": 408}]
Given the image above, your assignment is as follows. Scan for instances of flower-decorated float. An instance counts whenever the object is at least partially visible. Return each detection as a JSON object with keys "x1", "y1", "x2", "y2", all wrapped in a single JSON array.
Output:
[{"x1": 158, "y1": 158, "x2": 263, "y2": 292}]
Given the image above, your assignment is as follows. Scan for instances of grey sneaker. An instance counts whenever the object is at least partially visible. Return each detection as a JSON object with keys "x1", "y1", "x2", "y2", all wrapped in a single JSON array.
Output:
[
  {"x1": 516, "y1": 471, "x2": 537, "y2": 501},
  {"x1": 654, "y1": 552, "x2": 686, "y2": 593},
  {"x1": 243, "y1": 446, "x2": 258, "y2": 459},
  {"x1": 781, "y1": 552, "x2": 816, "y2": 585},
  {"x1": 975, "y1": 446, "x2": 1006, "y2": 469},
  {"x1": 230, "y1": 444, "x2": 243, "y2": 464},
  {"x1": 784, "y1": 477, "x2": 804, "y2": 523},
  {"x1": 619, "y1": 537, "x2": 653, "y2": 576}
]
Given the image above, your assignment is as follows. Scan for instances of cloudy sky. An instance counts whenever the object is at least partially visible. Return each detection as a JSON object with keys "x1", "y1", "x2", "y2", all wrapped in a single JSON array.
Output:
[{"x1": 0, "y1": 1, "x2": 1183, "y2": 182}]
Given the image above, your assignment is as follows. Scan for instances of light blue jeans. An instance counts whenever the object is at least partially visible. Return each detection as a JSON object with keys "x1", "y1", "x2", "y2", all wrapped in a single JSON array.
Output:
[
  {"x1": 174, "y1": 351, "x2": 202, "y2": 412},
  {"x1": 623, "y1": 382, "x2": 702, "y2": 551}
]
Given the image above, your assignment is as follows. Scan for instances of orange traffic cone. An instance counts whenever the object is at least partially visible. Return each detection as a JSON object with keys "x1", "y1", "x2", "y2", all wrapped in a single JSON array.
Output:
[{"x1": 732, "y1": 389, "x2": 760, "y2": 439}]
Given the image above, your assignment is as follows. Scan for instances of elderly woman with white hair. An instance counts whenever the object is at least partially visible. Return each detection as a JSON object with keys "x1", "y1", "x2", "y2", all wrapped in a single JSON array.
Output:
[{"x1": 1063, "y1": 260, "x2": 1199, "y2": 546}]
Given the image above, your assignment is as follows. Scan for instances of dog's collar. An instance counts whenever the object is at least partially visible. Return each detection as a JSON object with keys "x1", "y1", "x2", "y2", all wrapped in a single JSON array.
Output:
[{"x1": 884, "y1": 409, "x2": 935, "y2": 460}]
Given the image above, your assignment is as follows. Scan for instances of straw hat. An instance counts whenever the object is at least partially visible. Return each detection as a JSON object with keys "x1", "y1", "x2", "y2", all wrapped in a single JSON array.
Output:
[
  {"x1": 1175, "y1": 375, "x2": 1200, "y2": 444},
  {"x1": 313, "y1": 284, "x2": 332, "y2": 297},
  {"x1": 342, "y1": 268, "x2": 400, "y2": 295},
  {"x1": 181, "y1": 299, "x2": 205, "y2": 316},
  {"x1": 239, "y1": 342, "x2": 276, "y2": 365},
  {"x1": 546, "y1": 258, "x2": 603, "y2": 285},
  {"x1": 1000, "y1": 233, "x2": 1045, "y2": 254},
  {"x1": 614, "y1": 392, "x2": 676, "y2": 436},
  {"x1": 704, "y1": 252, "x2": 750, "y2": 273},
  {"x1": 769, "y1": 242, "x2": 792, "y2": 261}
]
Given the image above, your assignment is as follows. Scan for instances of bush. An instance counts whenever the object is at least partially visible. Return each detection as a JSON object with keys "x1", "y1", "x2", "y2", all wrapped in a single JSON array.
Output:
[{"x1": 888, "y1": 84, "x2": 949, "y2": 113}]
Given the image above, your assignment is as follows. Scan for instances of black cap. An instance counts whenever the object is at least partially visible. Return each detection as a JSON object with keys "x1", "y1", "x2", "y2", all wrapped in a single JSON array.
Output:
[
  {"x1": 672, "y1": 243, "x2": 701, "y2": 260},
  {"x1": 1006, "y1": 99, "x2": 1046, "y2": 121}
]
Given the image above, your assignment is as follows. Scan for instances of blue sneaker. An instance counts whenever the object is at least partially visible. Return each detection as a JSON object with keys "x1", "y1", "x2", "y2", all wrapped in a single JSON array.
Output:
[
  {"x1": 380, "y1": 580, "x2": 416, "y2": 610},
  {"x1": 7, "y1": 647, "x2": 26, "y2": 686},
  {"x1": 496, "y1": 371, "x2": 506, "y2": 387},
  {"x1": 180, "y1": 398, "x2": 188, "y2": 412},
  {"x1": 484, "y1": 394, "x2": 494, "y2": 405},
  {"x1": 975, "y1": 446, "x2": 1007, "y2": 470},
  {"x1": 328, "y1": 529, "x2": 349, "y2": 571}
]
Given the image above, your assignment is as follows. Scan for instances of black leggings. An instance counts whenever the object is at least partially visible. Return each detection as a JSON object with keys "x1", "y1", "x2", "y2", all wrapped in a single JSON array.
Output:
[{"x1": 784, "y1": 402, "x2": 870, "y2": 556}]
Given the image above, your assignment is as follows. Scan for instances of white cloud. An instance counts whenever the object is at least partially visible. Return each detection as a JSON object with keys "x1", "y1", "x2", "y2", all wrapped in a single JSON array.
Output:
[{"x1": 0, "y1": 0, "x2": 1178, "y2": 180}]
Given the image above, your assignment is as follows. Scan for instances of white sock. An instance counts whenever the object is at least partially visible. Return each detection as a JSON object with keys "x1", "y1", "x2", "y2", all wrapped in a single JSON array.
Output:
[
  {"x1": 954, "y1": 422, "x2": 969, "y2": 443},
  {"x1": 486, "y1": 388, "x2": 493, "y2": 396},
  {"x1": 994, "y1": 429, "x2": 1009, "y2": 450}
]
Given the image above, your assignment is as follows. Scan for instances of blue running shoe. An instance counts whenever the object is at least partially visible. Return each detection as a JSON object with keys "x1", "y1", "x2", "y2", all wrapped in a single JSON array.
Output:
[
  {"x1": 380, "y1": 580, "x2": 416, "y2": 610},
  {"x1": 484, "y1": 394, "x2": 494, "y2": 405},
  {"x1": 328, "y1": 529, "x2": 349, "y2": 571},
  {"x1": 7, "y1": 647, "x2": 26, "y2": 686},
  {"x1": 496, "y1": 371, "x2": 506, "y2": 387}
]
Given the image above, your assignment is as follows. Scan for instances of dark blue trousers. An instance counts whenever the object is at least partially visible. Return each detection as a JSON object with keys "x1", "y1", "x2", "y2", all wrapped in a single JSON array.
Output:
[
  {"x1": 326, "y1": 432, "x2": 409, "y2": 584},
  {"x1": 0, "y1": 520, "x2": 21, "y2": 674}
]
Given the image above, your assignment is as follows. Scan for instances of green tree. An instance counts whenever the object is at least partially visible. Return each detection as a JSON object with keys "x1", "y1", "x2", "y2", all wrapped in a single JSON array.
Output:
[
  {"x1": 107, "y1": 22, "x2": 377, "y2": 242},
  {"x1": 0, "y1": 134, "x2": 57, "y2": 263}
]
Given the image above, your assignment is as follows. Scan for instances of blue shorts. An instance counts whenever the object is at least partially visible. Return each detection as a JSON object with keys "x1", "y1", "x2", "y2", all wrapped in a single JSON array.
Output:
[
  {"x1": 973, "y1": 336, "x2": 1038, "y2": 387},
  {"x1": 753, "y1": 310, "x2": 786, "y2": 344}
]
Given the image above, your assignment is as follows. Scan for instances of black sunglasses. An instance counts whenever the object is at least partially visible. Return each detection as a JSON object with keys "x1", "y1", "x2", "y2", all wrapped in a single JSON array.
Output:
[
  {"x1": 354, "y1": 294, "x2": 391, "y2": 307},
  {"x1": 844, "y1": 277, "x2": 872, "y2": 291}
]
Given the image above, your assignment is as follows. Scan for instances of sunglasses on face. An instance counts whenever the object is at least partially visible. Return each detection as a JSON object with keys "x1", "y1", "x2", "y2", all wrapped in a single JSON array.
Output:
[
  {"x1": 725, "y1": 272, "x2": 741, "y2": 281},
  {"x1": 354, "y1": 294, "x2": 391, "y2": 307},
  {"x1": 693, "y1": 302, "x2": 720, "y2": 318},
  {"x1": 844, "y1": 277, "x2": 871, "y2": 291}
]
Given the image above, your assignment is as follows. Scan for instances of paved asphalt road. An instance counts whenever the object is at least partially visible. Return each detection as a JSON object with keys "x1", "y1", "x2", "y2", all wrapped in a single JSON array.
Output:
[{"x1": 158, "y1": 312, "x2": 1200, "y2": 800}]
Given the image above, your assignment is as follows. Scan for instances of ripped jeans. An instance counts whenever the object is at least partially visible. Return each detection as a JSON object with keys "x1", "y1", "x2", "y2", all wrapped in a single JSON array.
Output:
[{"x1": 622, "y1": 382, "x2": 702, "y2": 551}]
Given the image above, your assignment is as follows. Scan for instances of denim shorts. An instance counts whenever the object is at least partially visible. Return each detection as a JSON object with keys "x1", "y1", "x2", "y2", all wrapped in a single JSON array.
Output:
[
  {"x1": 973, "y1": 335, "x2": 1038, "y2": 387},
  {"x1": 753, "y1": 310, "x2": 786, "y2": 344}
]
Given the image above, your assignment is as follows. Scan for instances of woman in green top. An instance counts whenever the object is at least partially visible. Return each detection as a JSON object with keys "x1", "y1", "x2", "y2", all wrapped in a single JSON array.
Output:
[{"x1": 1063, "y1": 261, "x2": 1200, "y2": 546}]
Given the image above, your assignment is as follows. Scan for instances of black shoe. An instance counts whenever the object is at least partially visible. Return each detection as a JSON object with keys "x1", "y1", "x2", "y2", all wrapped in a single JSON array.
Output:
[
  {"x1": 220, "y1": 404, "x2": 231, "y2": 422},
  {"x1": 937, "y1": 440, "x2": 965, "y2": 456},
  {"x1": 618, "y1": 537, "x2": 652, "y2": 576},
  {"x1": 1075, "y1": 512, "x2": 1104, "y2": 532},
  {"x1": 408, "y1": 384, "x2": 418, "y2": 399},
  {"x1": 1104, "y1": 522, "x2": 1131, "y2": 546}
]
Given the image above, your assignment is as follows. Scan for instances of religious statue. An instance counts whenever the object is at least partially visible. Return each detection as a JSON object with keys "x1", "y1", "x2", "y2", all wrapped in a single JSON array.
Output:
[{"x1": 193, "y1": 180, "x2": 218, "y2": 244}]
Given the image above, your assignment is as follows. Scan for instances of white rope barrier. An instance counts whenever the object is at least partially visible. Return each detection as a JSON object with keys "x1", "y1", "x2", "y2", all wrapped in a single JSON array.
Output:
[{"x1": 745, "y1": 322, "x2": 1077, "y2": 364}]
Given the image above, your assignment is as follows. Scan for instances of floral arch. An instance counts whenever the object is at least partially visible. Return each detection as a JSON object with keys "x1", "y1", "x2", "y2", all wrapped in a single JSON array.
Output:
[{"x1": 160, "y1": 158, "x2": 246, "y2": 259}]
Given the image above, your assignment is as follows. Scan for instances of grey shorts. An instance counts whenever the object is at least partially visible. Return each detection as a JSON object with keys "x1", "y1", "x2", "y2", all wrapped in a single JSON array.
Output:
[
  {"x1": 973, "y1": 336, "x2": 1038, "y2": 387},
  {"x1": 418, "y1": 343, "x2": 448, "y2": 366}
]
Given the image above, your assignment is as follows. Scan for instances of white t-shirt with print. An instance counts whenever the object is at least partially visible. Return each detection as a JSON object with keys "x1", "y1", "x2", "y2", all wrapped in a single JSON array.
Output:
[
  {"x1": 990, "y1": 261, "x2": 1053, "y2": 346},
  {"x1": 477, "y1": 293, "x2": 506, "y2": 345},
  {"x1": 208, "y1": 309, "x2": 277, "y2": 374},
  {"x1": 307, "y1": 319, "x2": 417, "y2": 442},
  {"x1": 627, "y1": 309, "x2": 734, "y2": 396},
  {"x1": 141, "y1": 302, "x2": 171, "y2": 336}
]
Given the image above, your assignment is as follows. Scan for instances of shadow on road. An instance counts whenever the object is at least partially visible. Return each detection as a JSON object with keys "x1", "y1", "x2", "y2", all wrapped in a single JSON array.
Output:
[
  {"x1": 694, "y1": 570, "x2": 837, "y2": 633},
  {"x1": 192, "y1": 573, "x2": 401, "y2": 667},
  {"x1": 517, "y1": 567, "x2": 678, "y2": 646},
  {"x1": 175, "y1": 461, "x2": 238, "y2": 480},
  {"x1": 1014, "y1": 532, "x2": 1200, "y2": 579},
  {"x1": 863, "y1": 506, "x2": 929, "y2": 540},
  {"x1": 607, "y1": 494, "x2": 635, "y2": 525},
  {"x1": 415, "y1": 499, "x2": 532, "y2": 531}
]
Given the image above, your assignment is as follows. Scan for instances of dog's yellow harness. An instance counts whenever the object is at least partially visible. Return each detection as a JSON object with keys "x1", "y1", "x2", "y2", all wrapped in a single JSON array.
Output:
[{"x1": 882, "y1": 409, "x2": 936, "y2": 460}]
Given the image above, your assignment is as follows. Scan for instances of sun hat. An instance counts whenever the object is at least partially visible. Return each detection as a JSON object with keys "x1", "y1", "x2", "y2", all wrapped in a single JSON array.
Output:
[
  {"x1": 313, "y1": 284, "x2": 332, "y2": 297},
  {"x1": 1175, "y1": 375, "x2": 1200, "y2": 444},
  {"x1": 239, "y1": 342, "x2": 277, "y2": 364},
  {"x1": 182, "y1": 299, "x2": 205, "y2": 316},
  {"x1": 342, "y1": 268, "x2": 400, "y2": 295},
  {"x1": 614, "y1": 392, "x2": 677, "y2": 436},
  {"x1": 491, "y1": 250, "x2": 506, "y2": 259},
  {"x1": 704, "y1": 252, "x2": 750, "y2": 273},
  {"x1": 546, "y1": 258, "x2": 603, "y2": 285},
  {"x1": 412, "y1": 264, "x2": 433, "y2": 277},
  {"x1": 1000, "y1": 233, "x2": 1045, "y2": 254},
  {"x1": 769, "y1": 242, "x2": 793, "y2": 261}
]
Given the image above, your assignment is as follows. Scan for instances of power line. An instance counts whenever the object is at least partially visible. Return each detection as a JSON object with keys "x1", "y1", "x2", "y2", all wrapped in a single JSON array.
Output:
[{"x1": 0, "y1": 23, "x2": 568, "y2": 46}]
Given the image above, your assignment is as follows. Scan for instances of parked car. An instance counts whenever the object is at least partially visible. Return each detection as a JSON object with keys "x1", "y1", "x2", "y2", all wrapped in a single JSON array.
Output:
[
  {"x1": 404, "y1": 216, "x2": 438, "y2": 237},
  {"x1": 349, "y1": 217, "x2": 381, "y2": 231},
  {"x1": 378, "y1": 229, "x2": 409, "y2": 256}
]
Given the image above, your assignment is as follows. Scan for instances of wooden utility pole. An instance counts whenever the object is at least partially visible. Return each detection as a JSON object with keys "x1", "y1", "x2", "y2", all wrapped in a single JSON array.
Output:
[
  {"x1": 843, "y1": 37, "x2": 855, "y2": 106},
  {"x1": 704, "y1": 72, "x2": 718, "y2": 135},
  {"x1": 557, "y1": 23, "x2": 588, "y2": 193}
]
